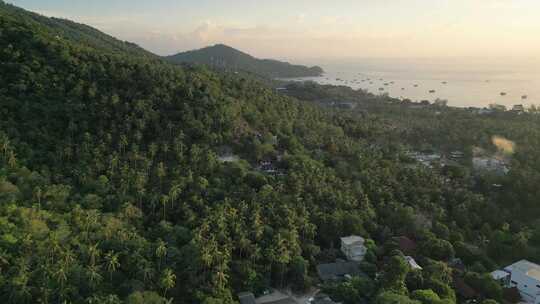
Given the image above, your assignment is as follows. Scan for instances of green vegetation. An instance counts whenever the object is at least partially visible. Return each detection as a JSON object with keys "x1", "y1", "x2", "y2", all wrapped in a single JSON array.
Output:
[
  {"x1": 2, "y1": 2, "x2": 540, "y2": 304},
  {"x1": 166, "y1": 44, "x2": 324, "y2": 78}
]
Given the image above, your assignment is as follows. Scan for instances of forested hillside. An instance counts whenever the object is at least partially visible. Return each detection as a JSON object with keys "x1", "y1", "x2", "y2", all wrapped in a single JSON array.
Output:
[
  {"x1": 166, "y1": 44, "x2": 324, "y2": 78},
  {"x1": 0, "y1": 2, "x2": 153, "y2": 58},
  {"x1": 2, "y1": 2, "x2": 540, "y2": 304}
]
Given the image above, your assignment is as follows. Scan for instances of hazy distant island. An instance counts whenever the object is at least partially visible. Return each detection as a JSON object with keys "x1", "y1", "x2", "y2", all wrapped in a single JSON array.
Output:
[{"x1": 166, "y1": 44, "x2": 324, "y2": 78}]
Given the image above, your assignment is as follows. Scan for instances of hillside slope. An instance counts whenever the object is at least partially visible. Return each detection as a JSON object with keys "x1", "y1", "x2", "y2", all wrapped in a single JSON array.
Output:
[
  {"x1": 166, "y1": 44, "x2": 324, "y2": 78},
  {"x1": 0, "y1": 3, "x2": 377, "y2": 303},
  {"x1": 0, "y1": 1, "x2": 155, "y2": 58}
]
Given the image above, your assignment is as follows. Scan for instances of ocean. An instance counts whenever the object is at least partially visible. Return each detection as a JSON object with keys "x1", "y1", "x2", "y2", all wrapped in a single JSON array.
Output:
[{"x1": 286, "y1": 57, "x2": 540, "y2": 108}]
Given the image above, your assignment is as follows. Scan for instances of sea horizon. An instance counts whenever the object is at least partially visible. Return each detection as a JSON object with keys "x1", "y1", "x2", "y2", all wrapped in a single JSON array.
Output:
[{"x1": 286, "y1": 57, "x2": 540, "y2": 108}]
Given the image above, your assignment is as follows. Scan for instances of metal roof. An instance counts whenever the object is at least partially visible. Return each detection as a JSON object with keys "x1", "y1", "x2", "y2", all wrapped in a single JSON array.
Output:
[
  {"x1": 340, "y1": 235, "x2": 365, "y2": 245},
  {"x1": 504, "y1": 260, "x2": 540, "y2": 281},
  {"x1": 317, "y1": 261, "x2": 363, "y2": 281}
]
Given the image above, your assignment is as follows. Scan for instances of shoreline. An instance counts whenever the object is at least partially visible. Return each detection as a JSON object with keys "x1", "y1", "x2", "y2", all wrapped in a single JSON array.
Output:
[{"x1": 278, "y1": 69, "x2": 536, "y2": 109}]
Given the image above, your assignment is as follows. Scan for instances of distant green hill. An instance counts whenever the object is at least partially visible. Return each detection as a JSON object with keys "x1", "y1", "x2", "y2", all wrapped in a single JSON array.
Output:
[{"x1": 166, "y1": 44, "x2": 324, "y2": 78}]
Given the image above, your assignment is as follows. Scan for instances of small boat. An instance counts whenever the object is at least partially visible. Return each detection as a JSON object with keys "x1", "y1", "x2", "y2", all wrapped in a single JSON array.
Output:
[
  {"x1": 522, "y1": 95, "x2": 528, "y2": 99},
  {"x1": 500, "y1": 92, "x2": 507, "y2": 96},
  {"x1": 401, "y1": 88, "x2": 405, "y2": 90},
  {"x1": 429, "y1": 90, "x2": 436, "y2": 93},
  {"x1": 414, "y1": 84, "x2": 419, "y2": 87}
]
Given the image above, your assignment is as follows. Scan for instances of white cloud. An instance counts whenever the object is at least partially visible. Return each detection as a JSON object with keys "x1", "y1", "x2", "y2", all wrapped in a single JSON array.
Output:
[{"x1": 27, "y1": 2, "x2": 540, "y2": 59}]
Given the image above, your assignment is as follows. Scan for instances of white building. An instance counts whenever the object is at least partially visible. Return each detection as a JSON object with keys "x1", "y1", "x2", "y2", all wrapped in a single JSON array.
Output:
[
  {"x1": 405, "y1": 256, "x2": 422, "y2": 270},
  {"x1": 340, "y1": 236, "x2": 367, "y2": 262},
  {"x1": 406, "y1": 151, "x2": 442, "y2": 168},
  {"x1": 473, "y1": 157, "x2": 509, "y2": 175},
  {"x1": 491, "y1": 260, "x2": 540, "y2": 304}
]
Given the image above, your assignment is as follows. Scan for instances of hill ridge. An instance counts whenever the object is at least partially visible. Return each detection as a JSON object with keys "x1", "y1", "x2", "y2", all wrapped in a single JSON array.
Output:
[{"x1": 166, "y1": 43, "x2": 324, "y2": 78}]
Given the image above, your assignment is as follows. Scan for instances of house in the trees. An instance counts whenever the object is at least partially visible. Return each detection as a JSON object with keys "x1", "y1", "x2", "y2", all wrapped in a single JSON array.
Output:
[
  {"x1": 453, "y1": 275, "x2": 479, "y2": 301},
  {"x1": 238, "y1": 292, "x2": 256, "y2": 304},
  {"x1": 340, "y1": 235, "x2": 367, "y2": 262},
  {"x1": 473, "y1": 156, "x2": 509, "y2": 175},
  {"x1": 450, "y1": 151, "x2": 465, "y2": 160},
  {"x1": 393, "y1": 236, "x2": 417, "y2": 255},
  {"x1": 406, "y1": 151, "x2": 442, "y2": 168},
  {"x1": 405, "y1": 256, "x2": 422, "y2": 270},
  {"x1": 238, "y1": 291, "x2": 296, "y2": 304},
  {"x1": 476, "y1": 108, "x2": 494, "y2": 115},
  {"x1": 317, "y1": 260, "x2": 364, "y2": 282},
  {"x1": 448, "y1": 258, "x2": 466, "y2": 271},
  {"x1": 491, "y1": 260, "x2": 540, "y2": 304},
  {"x1": 512, "y1": 104, "x2": 526, "y2": 114},
  {"x1": 258, "y1": 161, "x2": 278, "y2": 174},
  {"x1": 332, "y1": 102, "x2": 357, "y2": 110},
  {"x1": 310, "y1": 293, "x2": 342, "y2": 304},
  {"x1": 218, "y1": 154, "x2": 240, "y2": 163}
]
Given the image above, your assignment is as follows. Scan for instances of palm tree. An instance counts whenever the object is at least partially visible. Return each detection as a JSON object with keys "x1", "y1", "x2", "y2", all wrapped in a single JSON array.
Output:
[
  {"x1": 88, "y1": 243, "x2": 101, "y2": 266},
  {"x1": 213, "y1": 262, "x2": 230, "y2": 291},
  {"x1": 168, "y1": 183, "x2": 183, "y2": 212},
  {"x1": 166, "y1": 122, "x2": 174, "y2": 138},
  {"x1": 33, "y1": 186, "x2": 43, "y2": 209},
  {"x1": 160, "y1": 194, "x2": 170, "y2": 220},
  {"x1": 156, "y1": 239, "x2": 167, "y2": 269},
  {"x1": 7, "y1": 150, "x2": 17, "y2": 168},
  {"x1": 104, "y1": 251, "x2": 120, "y2": 282},
  {"x1": 141, "y1": 264, "x2": 154, "y2": 283},
  {"x1": 87, "y1": 264, "x2": 103, "y2": 289},
  {"x1": 0, "y1": 134, "x2": 10, "y2": 158},
  {"x1": 119, "y1": 135, "x2": 128, "y2": 155},
  {"x1": 54, "y1": 264, "x2": 68, "y2": 291},
  {"x1": 149, "y1": 142, "x2": 158, "y2": 159},
  {"x1": 83, "y1": 210, "x2": 100, "y2": 241},
  {"x1": 160, "y1": 268, "x2": 176, "y2": 298},
  {"x1": 11, "y1": 261, "x2": 31, "y2": 303},
  {"x1": 0, "y1": 249, "x2": 9, "y2": 273},
  {"x1": 156, "y1": 162, "x2": 167, "y2": 191}
]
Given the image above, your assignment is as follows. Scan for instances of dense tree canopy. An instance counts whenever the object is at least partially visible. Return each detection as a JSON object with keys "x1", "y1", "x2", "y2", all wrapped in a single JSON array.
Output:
[{"x1": 2, "y1": 2, "x2": 540, "y2": 304}]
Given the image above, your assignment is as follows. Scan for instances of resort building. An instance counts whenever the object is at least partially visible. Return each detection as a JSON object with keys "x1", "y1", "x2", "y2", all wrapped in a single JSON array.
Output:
[
  {"x1": 472, "y1": 157, "x2": 509, "y2": 175},
  {"x1": 491, "y1": 260, "x2": 540, "y2": 304},
  {"x1": 317, "y1": 260, "x2": 364, "y2": 282},
  {"x1": 340, "y1": 235, "x2": 367, "y2": 262}
]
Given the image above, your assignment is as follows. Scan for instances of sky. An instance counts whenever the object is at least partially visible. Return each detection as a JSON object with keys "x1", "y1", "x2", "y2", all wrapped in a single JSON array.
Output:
[{"x1": 8, "y1": 0, "x2": 540, "y2": 61}]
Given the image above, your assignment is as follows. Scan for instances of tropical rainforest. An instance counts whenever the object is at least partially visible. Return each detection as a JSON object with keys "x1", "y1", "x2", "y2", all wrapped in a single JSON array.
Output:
[{"x1": 2, "y1": 2, "x2": 540, "y2": 304}]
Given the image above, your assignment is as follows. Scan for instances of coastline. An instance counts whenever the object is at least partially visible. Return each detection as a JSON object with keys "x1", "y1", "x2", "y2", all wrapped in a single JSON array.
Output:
[{"x1": 278, "y1": 60, "x2": 539, "y2": 108}]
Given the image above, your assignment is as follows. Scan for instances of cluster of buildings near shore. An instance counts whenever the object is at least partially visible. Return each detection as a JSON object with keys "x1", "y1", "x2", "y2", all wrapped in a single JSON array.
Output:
[
  {"x1": 239, "y1": 234, "x2": 540, "y2": 304},
  {"x1": 405, "y1": 150, "x2": 510, "y2": 176},
  {"x1": 238, "y1": 235, "x2": 419, "y2": 304}
]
